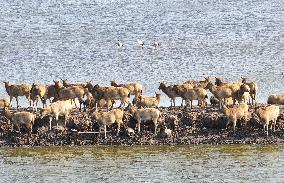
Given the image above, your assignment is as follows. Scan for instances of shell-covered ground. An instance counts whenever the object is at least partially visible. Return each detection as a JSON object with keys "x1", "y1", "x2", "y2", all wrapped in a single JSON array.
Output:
[{"x1": 0, "y1": 105, "x2": 284, "y2": 147}]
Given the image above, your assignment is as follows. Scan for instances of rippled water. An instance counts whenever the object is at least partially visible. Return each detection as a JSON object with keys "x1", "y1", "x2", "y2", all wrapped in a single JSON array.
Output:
[
  {"x1": 0, "y1": 0, "x2": 283, "y2": 107},
  {"x1": 0, "y1": 145, "x2": 283, "y2": 182}
]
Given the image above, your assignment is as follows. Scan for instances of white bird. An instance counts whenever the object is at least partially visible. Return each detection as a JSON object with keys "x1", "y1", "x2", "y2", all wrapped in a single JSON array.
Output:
[
  {"x1": 137, "y1": 39, "x2": 144, "y2": 47},
  {"x1": 282, "y1": 72, "x2": 284, "y2": 77},
  {"x1": 153, "y1": 41, "x2": 160, "y2": 48},
  {"x1": 116, "y1": 40, "x2": 123, "y2": 48}
]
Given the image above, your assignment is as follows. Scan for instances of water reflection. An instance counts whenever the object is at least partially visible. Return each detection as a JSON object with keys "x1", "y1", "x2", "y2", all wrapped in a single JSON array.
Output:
[{"x1": 0, "y1": 145, "x2": 283, "y2": 182}]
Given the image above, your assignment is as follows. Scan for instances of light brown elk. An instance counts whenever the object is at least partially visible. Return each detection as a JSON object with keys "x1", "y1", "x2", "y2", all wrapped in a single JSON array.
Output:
[{"x1": 4, "y1": 81, "x2": 31, "y2": 108}]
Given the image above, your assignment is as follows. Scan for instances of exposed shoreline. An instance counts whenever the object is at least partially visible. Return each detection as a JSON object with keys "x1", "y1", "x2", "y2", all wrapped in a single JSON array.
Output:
[{"x1": 0, "y1": 105, "x2": 284, "y2": 147}]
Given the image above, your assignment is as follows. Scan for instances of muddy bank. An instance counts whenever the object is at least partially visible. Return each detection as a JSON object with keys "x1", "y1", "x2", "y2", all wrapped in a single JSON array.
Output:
[{"x1": 0, "y1": 105, "x2": 284, "y2": 147}]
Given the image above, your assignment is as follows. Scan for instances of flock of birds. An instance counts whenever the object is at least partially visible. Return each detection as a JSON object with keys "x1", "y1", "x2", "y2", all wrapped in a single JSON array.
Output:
[
  {"x1": 115, "y1": 39, "x2": 284, "y2": 78},
  {"x1": 116, "y1": 39, "x2": 161, "y2": 49}
]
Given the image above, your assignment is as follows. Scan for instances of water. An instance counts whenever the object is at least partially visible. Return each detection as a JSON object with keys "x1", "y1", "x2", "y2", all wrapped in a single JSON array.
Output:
[
  {"x1": 0, "y1": 0, "x2": 283, "y2": 107},
  {"x1": 0, "y1": 145, "x2": 283, "y2": 182}
]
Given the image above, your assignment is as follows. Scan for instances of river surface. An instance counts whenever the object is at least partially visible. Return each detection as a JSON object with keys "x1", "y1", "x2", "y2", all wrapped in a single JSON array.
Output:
[
  {"x1": 0, "y1": 145, "x2": 283, "y2": 182},
  {"x1": 0, "y1": 0, "x2": 283, "y2": 107}
]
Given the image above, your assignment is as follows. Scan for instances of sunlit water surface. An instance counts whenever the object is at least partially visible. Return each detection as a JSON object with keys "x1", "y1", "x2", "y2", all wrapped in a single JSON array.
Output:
[{"x1": 0, "y1": 0, "x2": 283, "y2": 107}]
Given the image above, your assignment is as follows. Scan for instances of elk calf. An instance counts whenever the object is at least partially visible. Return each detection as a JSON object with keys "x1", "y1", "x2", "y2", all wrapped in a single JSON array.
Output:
[
  {"x1": 130, "y1": 106, "x2": 162, "y2": 134},
  {"x1": 253, "y1": 105, "x2": 280, "y2": 136},
  {"x1": 40, "y1": 100, "x2": 74, "y2": 130},
  {"x1": 92, "y1": 109, "x2": 124, "y2": 138},
  {"x1": 222, "y1": 103, "x2": 249, "y2": 132},
  {"x1": 2, "y1": 107, "x2": 35, "y2": 136}
]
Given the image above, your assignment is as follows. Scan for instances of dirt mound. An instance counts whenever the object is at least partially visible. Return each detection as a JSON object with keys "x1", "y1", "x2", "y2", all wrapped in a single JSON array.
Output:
[{"x1": 0, "y1": 105, "x2": 284, "y2": 147}]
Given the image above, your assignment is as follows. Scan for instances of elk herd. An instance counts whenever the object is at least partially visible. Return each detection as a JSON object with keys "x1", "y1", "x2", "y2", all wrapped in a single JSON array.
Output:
[{"x1": 0, "y1": 76, "x2": 283, "y2": 137}]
